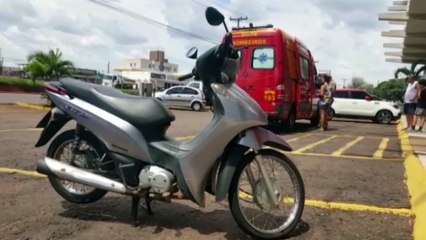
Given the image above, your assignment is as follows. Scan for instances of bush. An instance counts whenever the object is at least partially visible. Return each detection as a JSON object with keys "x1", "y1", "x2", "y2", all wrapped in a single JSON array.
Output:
[{"x1": 0, "y1": 76, "x2": 45, "y2": 92}]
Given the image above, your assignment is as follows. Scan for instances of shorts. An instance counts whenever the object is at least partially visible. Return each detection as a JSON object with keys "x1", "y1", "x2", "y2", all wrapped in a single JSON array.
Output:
[
  {"x1": 404, "y1": 103, "x2": 417, "y2": 115},
  {"x1": 415, "y1": 107, "x2": 426, "y2": 116},
  {"x1": 319, "y1": 101, "x2": 330, "y2": 110}
]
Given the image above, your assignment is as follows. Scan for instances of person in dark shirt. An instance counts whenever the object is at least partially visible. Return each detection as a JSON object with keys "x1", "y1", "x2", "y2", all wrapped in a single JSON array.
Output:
[{"x1": 414, "y1": 79, "x2": 426, "y2": 132}]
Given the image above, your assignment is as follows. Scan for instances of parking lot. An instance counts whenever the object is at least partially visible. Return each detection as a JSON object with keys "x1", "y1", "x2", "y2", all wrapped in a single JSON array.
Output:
[{"x1": 0, "y1": 104, "x2": 413, "y2": 240}]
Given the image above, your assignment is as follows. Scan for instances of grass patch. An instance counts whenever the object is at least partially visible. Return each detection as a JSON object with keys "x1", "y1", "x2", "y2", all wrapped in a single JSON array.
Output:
[
  {"x1": 0, "y1": 76, "x2": 45, "y2": 88},
  {"x1": 120, "y1": 89, "x2": 139, "y2": 95}
]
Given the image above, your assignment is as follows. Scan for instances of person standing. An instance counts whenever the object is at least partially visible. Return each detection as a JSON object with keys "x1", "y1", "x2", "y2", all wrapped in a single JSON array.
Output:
[
  {"x1": 413, "y1": 79, "x2": 426, "y2": 131},
  {"x1": 317, "y1": 76, "x2": 332, "y2": 131},
  {"x1": 404, "y1": 75, "x2": 418, "y2": 131}
]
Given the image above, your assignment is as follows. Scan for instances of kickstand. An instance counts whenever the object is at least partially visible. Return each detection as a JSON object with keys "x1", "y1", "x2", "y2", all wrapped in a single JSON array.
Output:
[
  {"x1": 141, "y1": 193, "x2": 153, "y2": 215},
  {"x1": 131, "y1": 195, "x2": 140, "y2": 226}
]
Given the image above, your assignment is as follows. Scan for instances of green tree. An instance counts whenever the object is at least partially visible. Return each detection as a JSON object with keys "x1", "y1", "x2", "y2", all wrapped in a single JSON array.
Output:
[
  {"x1": 347, "y1": 77, "x2": 370, "y2": 89},
  {"x1": 25, "y1": 49, "x2": 74, "y2": 82},
  {"x1": 373, "y1": 78, "x2": 406, "y2": 102}
]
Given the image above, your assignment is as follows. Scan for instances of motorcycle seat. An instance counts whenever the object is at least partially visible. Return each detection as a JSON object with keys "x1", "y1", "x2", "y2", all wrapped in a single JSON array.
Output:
[{"x1": 59, "y1": 78, "x2": 175, "y2": 130}]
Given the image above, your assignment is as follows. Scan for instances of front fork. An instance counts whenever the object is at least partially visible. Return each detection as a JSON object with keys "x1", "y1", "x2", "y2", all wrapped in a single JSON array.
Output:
[{"x1": 245, "y1": 150, "x2": 279, "y2": 207}]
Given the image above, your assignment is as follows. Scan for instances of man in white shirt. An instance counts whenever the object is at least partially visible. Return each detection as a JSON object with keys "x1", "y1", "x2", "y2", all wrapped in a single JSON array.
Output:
[{"x1": 404, "y1": 75, "x2": 418, "y2": 130}]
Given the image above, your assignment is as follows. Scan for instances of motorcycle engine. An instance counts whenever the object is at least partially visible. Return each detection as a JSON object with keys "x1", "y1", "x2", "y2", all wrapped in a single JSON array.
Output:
[{"x1": 139, "y1": 165, "x2": 175, "y2": 195}]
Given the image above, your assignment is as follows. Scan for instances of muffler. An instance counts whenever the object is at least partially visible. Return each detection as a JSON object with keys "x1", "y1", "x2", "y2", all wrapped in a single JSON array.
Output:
[{"x1": 37, "y1": 157, "x2": 128, "y2": 194}]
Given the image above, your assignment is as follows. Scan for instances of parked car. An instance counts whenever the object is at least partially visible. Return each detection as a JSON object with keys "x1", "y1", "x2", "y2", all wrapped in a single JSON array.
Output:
[
  {"x1": 154, "y1": 86, "x2": 206, "y2": 111},
  {"x1": 330, "y1": 89, "x2": 401, "y2": 124}
]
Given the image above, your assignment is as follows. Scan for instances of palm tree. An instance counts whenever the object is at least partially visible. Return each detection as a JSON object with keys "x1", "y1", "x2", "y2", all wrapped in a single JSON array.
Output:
[
  {"x1": 25, "y1": 49, "x2": 74, "y2": 82},
  {"x1": 394, "y1": 67, "x2": 414, "y2": 79},
  {"x1": 410, "y1": 60, "x2": 426, "y2": 78}
]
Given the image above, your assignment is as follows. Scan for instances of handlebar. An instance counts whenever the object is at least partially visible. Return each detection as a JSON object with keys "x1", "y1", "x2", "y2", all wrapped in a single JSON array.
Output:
[{"x1": 178, "y1": 72, "x2": 194, "y2": 81}]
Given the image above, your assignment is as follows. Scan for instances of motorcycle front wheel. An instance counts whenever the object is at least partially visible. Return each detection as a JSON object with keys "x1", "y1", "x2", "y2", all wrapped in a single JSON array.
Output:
[{"x1": 228, "y1": 149, "x2": 305, "y2": 240}]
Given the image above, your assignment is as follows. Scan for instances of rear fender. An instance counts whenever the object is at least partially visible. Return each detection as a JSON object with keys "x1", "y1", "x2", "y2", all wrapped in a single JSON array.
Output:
[
  {"x1": 214, "y1": 127, "x2": 292, "y2": 202},
  {"x1": 35, "y1": 107, "x2": 71, "y2": 147}
]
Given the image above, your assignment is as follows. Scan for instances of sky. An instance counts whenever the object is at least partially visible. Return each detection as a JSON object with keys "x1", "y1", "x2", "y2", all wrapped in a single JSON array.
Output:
[{"x1": 0, "y1": 0, "x2": 408, "y2": 87}]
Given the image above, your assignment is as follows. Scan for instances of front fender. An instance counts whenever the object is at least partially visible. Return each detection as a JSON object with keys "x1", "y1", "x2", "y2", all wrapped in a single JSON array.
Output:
[
  {"x1": 237, "y1": 126, "x2": 292, "y2": 151},
  {"x1": 214, "y1": 127, "x2": 292, "y2": 202}
]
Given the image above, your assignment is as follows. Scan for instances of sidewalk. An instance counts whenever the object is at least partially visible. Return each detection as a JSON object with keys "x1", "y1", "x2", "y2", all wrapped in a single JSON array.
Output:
[
  {"x1": 400, "y1": 115, "x2": 426, "y2": 170},
  {"x1": 0, "y1": 93, "x2": 46, "y2": 105}
]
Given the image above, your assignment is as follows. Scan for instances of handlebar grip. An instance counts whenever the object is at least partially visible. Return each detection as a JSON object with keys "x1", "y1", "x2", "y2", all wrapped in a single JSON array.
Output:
[{"x1": 178, "y1": 72, "x2": 194, "y2": 81}]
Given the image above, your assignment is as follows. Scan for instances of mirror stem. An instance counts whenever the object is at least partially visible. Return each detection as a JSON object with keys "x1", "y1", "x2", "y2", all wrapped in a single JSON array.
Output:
[{"x1": 223, "y1": 22, "x2": 229, "y2": 33}]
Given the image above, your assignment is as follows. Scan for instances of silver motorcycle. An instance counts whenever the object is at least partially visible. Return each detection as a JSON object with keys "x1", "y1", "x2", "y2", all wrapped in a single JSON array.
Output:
[{"x1": 35, "y1": 7, "x2": 305, "y2": 239}]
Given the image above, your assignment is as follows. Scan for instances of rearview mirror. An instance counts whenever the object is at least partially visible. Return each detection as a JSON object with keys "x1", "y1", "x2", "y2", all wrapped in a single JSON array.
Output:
[
  {"x1": 186, "y1": 47, "x2": 198, "y2": 59},
  {"x1": 206, "y1": 7, "x2": 224, "y2": 26},
  {"x1": 365, "y1": 96, "x2": 373, "y2": 101}
]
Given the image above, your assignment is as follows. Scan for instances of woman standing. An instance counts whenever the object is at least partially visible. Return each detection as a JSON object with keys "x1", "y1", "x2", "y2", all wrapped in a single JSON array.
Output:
[{"x1": 317, "y1": 76, "x2": 332, "y2": 131}]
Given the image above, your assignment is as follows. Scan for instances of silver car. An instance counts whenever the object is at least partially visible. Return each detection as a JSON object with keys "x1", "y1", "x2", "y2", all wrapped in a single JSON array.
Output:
[{"x1": 154, "y1": 86, "x2": 205, "y2": 111}]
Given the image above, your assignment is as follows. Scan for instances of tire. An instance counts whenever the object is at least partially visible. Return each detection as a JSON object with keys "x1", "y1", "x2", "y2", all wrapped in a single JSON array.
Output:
[
  {"x1": 328, "y1": 108, "x2": 335, "y2": 120},
  {"x1": 374, "y1": 110, "x2": 393, "y2": 124},
  {"x1": 191, "y1": 101, "x2": 202, "y2": 111},
  {"x1": 310, "y1": 110, "x2": 320, "y2": 127},
  {"x1": 284, "y1": 109, "x2": 296, "y2": 131},
  {"x1": 228, "y1": 149, "x2": 305, "y2": 240},
  {"x1": 46, "y1": 130, "x2": 109, "y2": 204}
]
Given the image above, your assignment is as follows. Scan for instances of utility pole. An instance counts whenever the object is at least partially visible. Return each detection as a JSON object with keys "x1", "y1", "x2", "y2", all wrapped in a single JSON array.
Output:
[
  {"x1": 107, "y1": 61, "x2": 110, "y2": 73},
  {"x1": 0, "y1": 48, "x2": 3, "y2": 75},
  {"x1": 342, "y1": 79, "x2": 347, "y2": 88},
  {"x1": 230, "y1": 16, "x2": 248, "y2": 28}
]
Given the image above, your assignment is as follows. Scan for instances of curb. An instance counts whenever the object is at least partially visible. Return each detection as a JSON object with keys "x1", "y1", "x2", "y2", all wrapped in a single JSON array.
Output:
[
  {"x1": 15, "y1": 102, "x2": 50, "y2": 111},
  {"x1": 397, "y1": 121, "x2": 426, "y2": 240}
]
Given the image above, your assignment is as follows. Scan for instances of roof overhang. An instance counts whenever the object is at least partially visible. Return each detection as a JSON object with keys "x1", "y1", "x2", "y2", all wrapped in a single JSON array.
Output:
[{"x1": 379, "y1": 0, "x2": 426, "y2": 63}]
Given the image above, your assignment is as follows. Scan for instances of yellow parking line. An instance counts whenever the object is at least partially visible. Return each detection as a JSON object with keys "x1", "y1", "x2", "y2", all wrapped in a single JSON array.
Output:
[
  {"x1": 331, "y1": 136, "x2": 364, "y2": 156},
  {"x1": 373, "y1": 138, "x2": 390, "y2": 159},
  {"x1": 239, "y1": 191, "x2": 412, "y2": 216},
  {"x1": 397, "y1": 121, "x2": 426, "y2": 240},
  {"x1": 1, "y1": 165, "x2": 413, "y2": 217},
  {"x1": 287, "y1": 134, "x2": 312, "y2": 143},
  {"x1": 313, "y1": 133, "x2": 387, "y2": 140},
  {"x1": 0, "y1": 128, "x2": 42, "y2": 133},
  {"x1": 0, "y1": 167, "x2": 45, "y2": 178},
  {"x1": 282, "y1": 150, "x2": 402, "y2": 162},
  {"x1": 293, "y1": 135, "x2": 337, "y2": 153},
  {"x1": 175, "y1": 135, "x2": 195, "y2": 141}
]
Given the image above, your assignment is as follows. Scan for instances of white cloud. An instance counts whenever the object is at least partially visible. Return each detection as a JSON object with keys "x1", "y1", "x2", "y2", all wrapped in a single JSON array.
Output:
[{"x1": 0, "y1": 0, "x2": 403, "y2": 84}]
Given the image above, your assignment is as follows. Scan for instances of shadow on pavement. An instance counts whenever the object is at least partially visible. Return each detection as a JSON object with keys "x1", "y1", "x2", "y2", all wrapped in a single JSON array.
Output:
[{"x1": 59, "y1": 196, "x2": 310, "y2": 239}]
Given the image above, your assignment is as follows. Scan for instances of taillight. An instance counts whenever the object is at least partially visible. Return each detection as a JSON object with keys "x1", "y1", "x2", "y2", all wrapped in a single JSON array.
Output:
[
  {"x1": 276, "y1": 84, "x2": 285, "y2": 101},
  {"x1": 46, "y1": 84, "x2": 68, "y2": 96}
]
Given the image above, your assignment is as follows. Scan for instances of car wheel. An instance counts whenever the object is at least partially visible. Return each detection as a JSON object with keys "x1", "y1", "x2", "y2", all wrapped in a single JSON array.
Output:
[
  {"x1": 374, "y1": 110, "x2": 393, "y2": 124},
  {"x1": 328, "y1": 108, "x2": 335, "y2": 120},
  {"x1": 192, "y1": 102, "x2": 202, "y2": 111}
]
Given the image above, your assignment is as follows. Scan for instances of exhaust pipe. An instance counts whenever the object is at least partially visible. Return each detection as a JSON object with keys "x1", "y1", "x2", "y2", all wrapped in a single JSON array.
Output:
[{"x1": 37, "y1": 157, "x2": 128, "y2": 194}]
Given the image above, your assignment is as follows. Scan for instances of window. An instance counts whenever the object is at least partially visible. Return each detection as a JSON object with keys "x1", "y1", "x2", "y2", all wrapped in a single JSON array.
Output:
[
  {"x1": 237, "y1": 50, "x2": 243, "y2": 68},
  {"x1": 285, "y1": 48, "x2": 297, "y2": 80},
  {"x1": 252, "y1": 48, "x2": 274, "y2": 69},
  {"x1": 334, "y1": 91, "x2": 349, "y2": 98},
  {"x1": 166, "y1": 87, "x2": 183, "y2": 94},
  {"x1": 183, "y1": 87, "x2": 198, "y2": 95},
  {"x1": 189, "y1": 82, "x2": 200, "y2": 89},
  {"x1": 350, "y1": 91, "x2": 368, "y2": 99},
  {"x1": 299, "y1": 57, "x2": 309, "y2": 80}
]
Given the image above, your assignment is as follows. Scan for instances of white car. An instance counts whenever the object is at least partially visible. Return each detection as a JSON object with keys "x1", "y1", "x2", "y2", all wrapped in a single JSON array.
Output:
[
  {"x1": 154, "y1": 86, "x2": 206, "y2": 111},
  {"x1": 330, "y1": 89, "x2": 401, "y2": 124}
]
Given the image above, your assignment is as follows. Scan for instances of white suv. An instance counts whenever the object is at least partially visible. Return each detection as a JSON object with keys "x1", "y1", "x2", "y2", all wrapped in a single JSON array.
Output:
[{"x1": 330, "y1": 89, "x2": 401, "y2": 124}]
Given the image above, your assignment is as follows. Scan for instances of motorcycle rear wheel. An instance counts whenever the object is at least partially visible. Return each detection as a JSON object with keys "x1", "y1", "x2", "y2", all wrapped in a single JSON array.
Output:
[
  {"x1": 46, "y1": 130, "x2": 109, "y2": 204},
  {"x1": 228, "y1": 149, "x2": 305, "y2": 239}
]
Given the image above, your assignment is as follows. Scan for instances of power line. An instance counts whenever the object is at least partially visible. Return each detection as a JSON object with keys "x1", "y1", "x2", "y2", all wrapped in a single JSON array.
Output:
[{"x1": 87, "y1": 0, "x2": 219, "y2": 44}]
